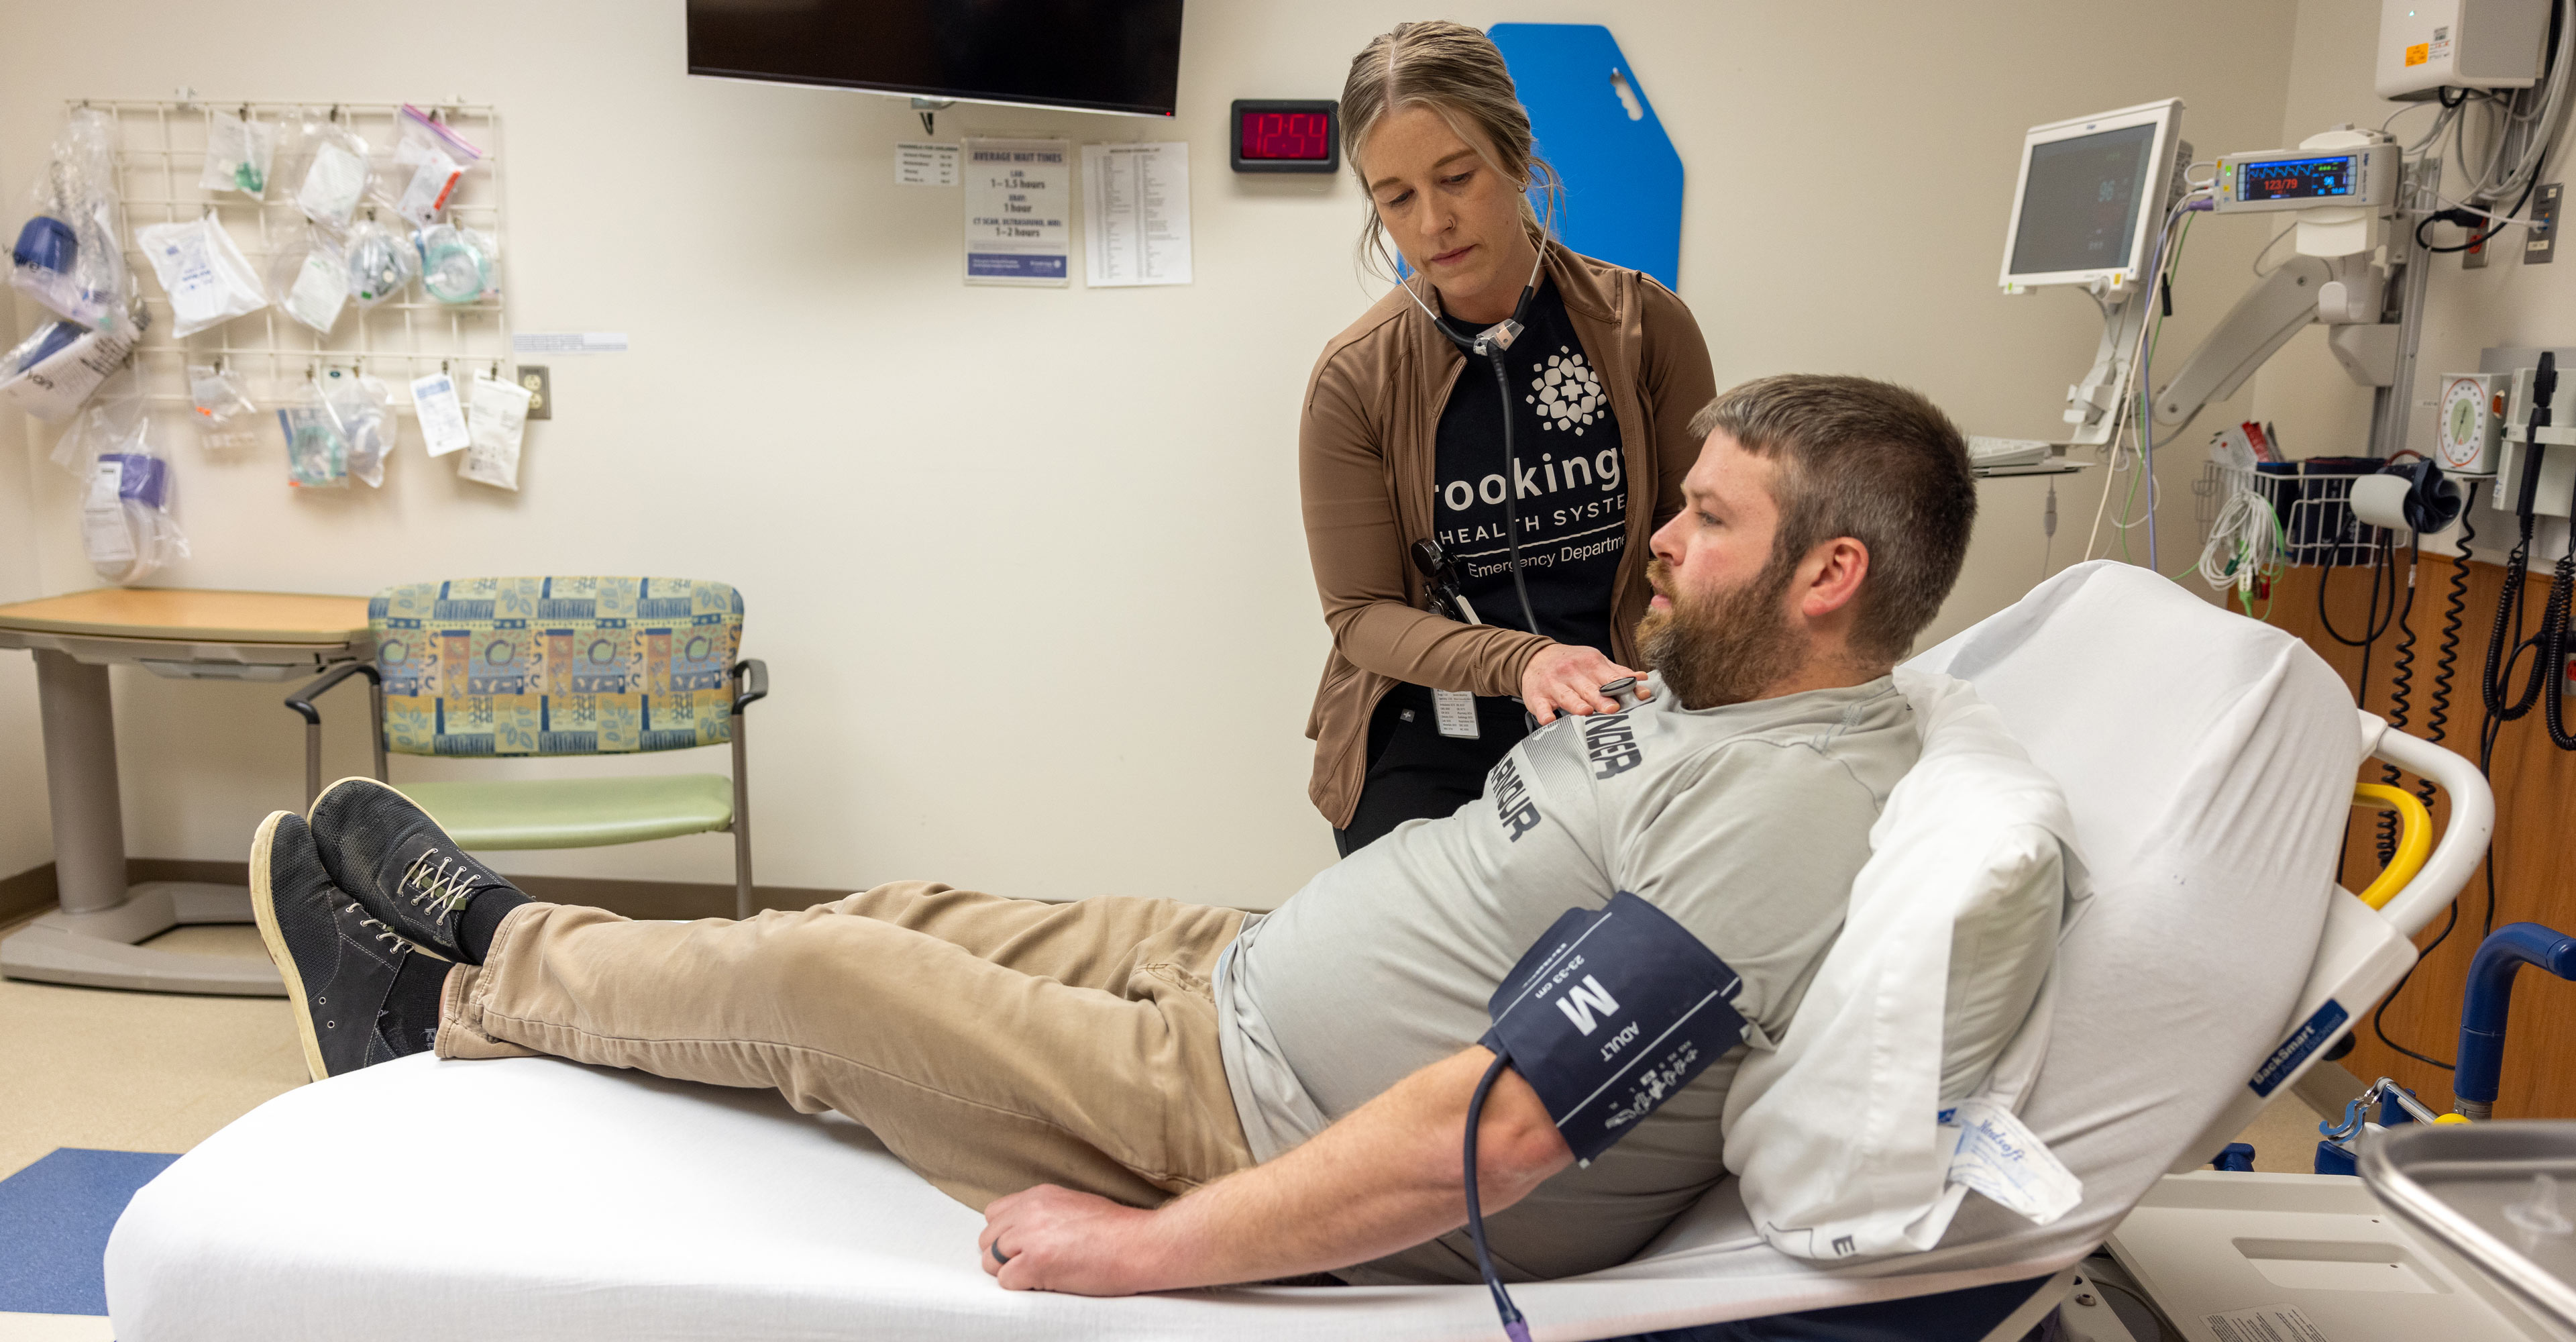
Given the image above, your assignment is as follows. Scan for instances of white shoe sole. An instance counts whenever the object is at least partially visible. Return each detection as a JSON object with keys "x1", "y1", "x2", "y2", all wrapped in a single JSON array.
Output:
[{"x1": 248, "y1": 809, "x2": 331, "y2": 1084}]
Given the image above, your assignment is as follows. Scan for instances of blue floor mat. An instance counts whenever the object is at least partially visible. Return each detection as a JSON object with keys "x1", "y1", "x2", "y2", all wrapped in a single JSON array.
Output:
[{"x1": 0, "y1": 1147, "x2": 181, "y2": 1314}]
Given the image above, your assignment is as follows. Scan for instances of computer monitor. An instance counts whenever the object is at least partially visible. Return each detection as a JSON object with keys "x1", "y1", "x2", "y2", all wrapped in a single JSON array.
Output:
[{"x1": 1998, "y1": 99, "x2": 2186, "y2": 291}]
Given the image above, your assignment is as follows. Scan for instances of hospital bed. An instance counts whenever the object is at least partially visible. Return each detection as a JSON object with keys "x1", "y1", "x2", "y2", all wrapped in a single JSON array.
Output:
[{"x1": 101, "y1": 560, "x2": 2496, "y2": 1341}]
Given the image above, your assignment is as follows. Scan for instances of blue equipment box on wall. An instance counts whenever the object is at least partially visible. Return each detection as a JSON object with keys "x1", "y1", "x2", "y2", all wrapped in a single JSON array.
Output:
[{"x1": 1489, "y1": 23, "x2": 1687, "y2": 290}]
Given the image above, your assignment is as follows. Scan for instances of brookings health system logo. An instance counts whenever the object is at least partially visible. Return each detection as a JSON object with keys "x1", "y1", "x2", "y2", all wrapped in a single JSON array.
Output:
[{"x1": 1529, "y1": 345, "x2": 1603, "y2": 433}]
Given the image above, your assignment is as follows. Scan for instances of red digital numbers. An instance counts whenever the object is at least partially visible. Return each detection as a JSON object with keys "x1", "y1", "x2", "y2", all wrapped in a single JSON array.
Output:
[{"x1": 1241, "y1": 111, "x2": 1328, "y2": 160}]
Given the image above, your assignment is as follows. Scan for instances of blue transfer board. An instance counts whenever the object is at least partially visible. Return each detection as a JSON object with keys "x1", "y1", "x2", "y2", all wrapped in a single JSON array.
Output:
[{"x1": 1489, "y1": 23, "x2": 1688, "y2": 290}]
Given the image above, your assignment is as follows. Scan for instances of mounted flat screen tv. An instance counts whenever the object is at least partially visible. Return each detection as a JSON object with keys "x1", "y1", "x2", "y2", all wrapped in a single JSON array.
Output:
[{"x1": 686, "y1": 0, "x2": 1185, "y2": 117}]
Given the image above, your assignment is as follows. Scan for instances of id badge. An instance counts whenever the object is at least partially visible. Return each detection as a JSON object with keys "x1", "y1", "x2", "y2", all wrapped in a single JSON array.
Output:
[{"x1": 1433, "y1": 688, "x2": 1480, "y2": 739}]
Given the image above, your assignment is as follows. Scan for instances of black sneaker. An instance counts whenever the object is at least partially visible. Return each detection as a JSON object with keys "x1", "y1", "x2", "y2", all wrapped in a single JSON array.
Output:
[
  {"x1": 250, "y1": 810, "x2": 422, "y2": 1081},
  {"x1": 307, "y1": 776, "x2": 519, "y2": 963}
]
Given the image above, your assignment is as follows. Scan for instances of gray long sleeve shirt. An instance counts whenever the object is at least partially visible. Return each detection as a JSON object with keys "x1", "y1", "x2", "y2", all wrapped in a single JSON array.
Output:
[{"x1": 1216, "y1": 676, "x2": 1920, "y2": 1285}]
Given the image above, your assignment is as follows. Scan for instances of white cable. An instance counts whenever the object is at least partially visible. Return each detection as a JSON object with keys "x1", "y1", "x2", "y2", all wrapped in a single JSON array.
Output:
[{"x1": 2198, "y1": 480, "x2": 2284, "y2": 600}]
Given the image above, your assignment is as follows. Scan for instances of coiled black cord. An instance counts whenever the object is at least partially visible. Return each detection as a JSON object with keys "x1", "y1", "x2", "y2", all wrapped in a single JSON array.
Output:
[
  {"x1": 2422, "y1": 488, "x2": 2477, "y2": 768},
  {"x1": 2378, "y1": 539, "x2": 2422, "y2": 864},
  {"x1": 2320, "y1": 529, "x2": 2399, "y2": 886},
  {"x1": 2481, "y1": 513, "x2": 2546, "y2": 723},
  {"x1": 2543, "y1": 538, "x2": 2576, "y2": 750}
]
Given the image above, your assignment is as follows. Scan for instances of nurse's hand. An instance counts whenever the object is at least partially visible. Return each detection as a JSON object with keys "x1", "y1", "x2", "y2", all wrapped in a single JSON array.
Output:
[{"x1": 1520, "y1": 643, "x2": 1648, "y2": 725}]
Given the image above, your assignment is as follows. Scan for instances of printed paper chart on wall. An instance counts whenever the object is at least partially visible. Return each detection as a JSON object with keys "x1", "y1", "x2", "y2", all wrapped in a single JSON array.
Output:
[
  {"x1": 963, "y1": 139, "x2": 1070, "y2": 287},
  {"x1": 1082, "y1": 142, "x2": 1191, "y2": 287}
]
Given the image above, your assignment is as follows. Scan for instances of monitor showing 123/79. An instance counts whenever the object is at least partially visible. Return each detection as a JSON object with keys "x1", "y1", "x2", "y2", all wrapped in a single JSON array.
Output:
[{"x1": 2007, "y1": 123, "x2": 2158, "y2": 280}]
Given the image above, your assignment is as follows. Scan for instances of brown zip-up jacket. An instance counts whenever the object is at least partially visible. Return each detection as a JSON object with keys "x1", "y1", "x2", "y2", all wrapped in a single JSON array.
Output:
[{"x1": 1297, "y1": 248, "x2": 1717, "y2": 827}]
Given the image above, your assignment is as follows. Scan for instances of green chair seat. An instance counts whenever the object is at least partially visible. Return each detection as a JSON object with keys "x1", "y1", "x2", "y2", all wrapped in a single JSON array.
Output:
[{"x1": 394, "y1": 775, "x2": 735, "y2": 851}]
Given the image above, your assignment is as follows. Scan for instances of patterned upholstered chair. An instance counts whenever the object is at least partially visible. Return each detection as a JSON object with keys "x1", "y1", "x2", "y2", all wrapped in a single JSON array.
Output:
[{"x1": 284, "y1": 577, "x2": 771, "y2": 917}]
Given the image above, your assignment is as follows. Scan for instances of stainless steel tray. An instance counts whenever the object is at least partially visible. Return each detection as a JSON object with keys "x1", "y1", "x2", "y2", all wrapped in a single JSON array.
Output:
[{"x1": 2362, "y1": 1121, "x2": 2576, "y2": 1335}]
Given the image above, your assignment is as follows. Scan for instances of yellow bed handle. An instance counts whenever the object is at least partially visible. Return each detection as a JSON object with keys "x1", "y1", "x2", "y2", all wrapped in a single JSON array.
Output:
[{"x1": 2351, "y1": 784, "x2": 2434, "y2": 911}]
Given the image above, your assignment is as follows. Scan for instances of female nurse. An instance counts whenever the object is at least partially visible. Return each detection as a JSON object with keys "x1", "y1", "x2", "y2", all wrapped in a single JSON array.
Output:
[{"x1": 1299, "y1": 20, "x2": 1718, "y2": 856}]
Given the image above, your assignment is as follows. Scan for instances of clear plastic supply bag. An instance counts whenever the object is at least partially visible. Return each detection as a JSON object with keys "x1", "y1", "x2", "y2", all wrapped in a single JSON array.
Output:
[
  {"x1": 344, "y1": 217, "x2": 415, "y2": 307},
  {"x1": 11, "y1": 107, "x2": 136, "y2": 333},
  {"x1": 460, "y1": 372, "x2": 532, "y2": 491},
  {"x1": 380, "y1": 105, "x2": 481, "y2": 225},
  {"x1": 64, "y1": 372, "x2": 187, "y2": 583},
  {"x1": 268, "y1": 223, "x2": 350, "y2": 334},
  {"x1": 0, "y1": 305, "x2": 144, "y2": 423},
  {"x1": 415, "y1": 222, "x2": 497, "y2": 304},
  {"x1": 278, "y1": 110, "x2": 372, "y2": 228},
  {"x1": 137, "y1": 213, "x2": 266, "y2": 337},
  {"x1": 278, "y1": 385, "x2": 349, "y2": 489},
  {"x1": 189, "y1": 362, "x2": 261, "y2": 455},
  {"x1": 320, "y1": 368, "x2": 394, "y2": 487},
  {"x1": 199, "y1": 109, "x2": 277, "y2": 198}
]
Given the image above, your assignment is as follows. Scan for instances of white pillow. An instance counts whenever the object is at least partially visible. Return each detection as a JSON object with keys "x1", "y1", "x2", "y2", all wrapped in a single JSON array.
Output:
[{"x1": 1719, "y1": 667, "x2": 2088, "y2": 1261}]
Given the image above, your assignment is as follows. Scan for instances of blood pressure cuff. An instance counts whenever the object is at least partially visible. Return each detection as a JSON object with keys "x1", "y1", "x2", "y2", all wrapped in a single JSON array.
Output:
[{"x1": 1480, "y1": 891, "x2": 1750, "y2": 1164}]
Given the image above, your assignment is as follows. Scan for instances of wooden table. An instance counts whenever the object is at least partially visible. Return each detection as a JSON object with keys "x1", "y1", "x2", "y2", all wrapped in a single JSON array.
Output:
[{"x1": 0, "y1": 588, "x2": 372, "y2": 996}]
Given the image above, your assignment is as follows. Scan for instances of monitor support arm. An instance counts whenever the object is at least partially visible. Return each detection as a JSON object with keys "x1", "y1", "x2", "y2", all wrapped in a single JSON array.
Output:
[{"x1": 2062, "y1": 284, "x2": 2153, "y2": 447}]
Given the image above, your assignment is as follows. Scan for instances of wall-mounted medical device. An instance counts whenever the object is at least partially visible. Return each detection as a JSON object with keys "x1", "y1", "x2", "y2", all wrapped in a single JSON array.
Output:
[
  {"x1": 1230, "y1": 100, "x2": 1338, "y2": 174},
  {"x1": 2377, "y1": 0, "x2": 2552, "y2": 101},
  {"x1": 2212, "y1": 144, "x2": 2399, "y2": 213},
  {"x1": 2500, "y1": 355, "x2": 2576, "y2": 516},
  {"x1": 2438, "y1": 372, "x2": 2508, "y2": 476}
]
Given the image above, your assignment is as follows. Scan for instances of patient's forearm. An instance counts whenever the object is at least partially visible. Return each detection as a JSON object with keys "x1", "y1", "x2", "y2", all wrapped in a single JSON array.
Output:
[
  {"x1": 1158, "y1": 1047, "x2": 1570, "y2": 1286},
  {"x1": 979, "y1": 1046, "x2": 1571, "y2": 1294}
]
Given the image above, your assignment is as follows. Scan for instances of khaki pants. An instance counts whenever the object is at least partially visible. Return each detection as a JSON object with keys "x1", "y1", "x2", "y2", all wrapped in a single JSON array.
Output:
[{"x1": 437, "y1": 882, "x2": 1256, "y2": 1210}]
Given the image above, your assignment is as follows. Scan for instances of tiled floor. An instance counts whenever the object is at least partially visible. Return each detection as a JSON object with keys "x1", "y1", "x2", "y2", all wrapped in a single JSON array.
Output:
[{"x1": 0, "y1": 919, "x2": 305, "y2": 1186}]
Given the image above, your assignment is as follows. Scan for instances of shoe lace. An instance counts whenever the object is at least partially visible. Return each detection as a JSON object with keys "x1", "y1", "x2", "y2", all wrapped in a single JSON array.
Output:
[
  {"x1": 400, "y1": 850, "x2": 484, "y2": 917},
  {"x1": 356, "y1": 913, "x2": 405, "y2": 948}
]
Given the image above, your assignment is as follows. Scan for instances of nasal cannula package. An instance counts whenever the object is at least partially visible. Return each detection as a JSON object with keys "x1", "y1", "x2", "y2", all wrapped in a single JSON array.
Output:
[{"x1": 199, "y1": 109, "x2": 276, "y2": 199}]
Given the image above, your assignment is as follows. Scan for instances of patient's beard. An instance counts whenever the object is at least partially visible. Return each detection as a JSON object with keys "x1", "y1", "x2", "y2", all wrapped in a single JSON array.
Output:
[{"x1": 1638, "y1": 554, "x2": 1805, "y2": 710}]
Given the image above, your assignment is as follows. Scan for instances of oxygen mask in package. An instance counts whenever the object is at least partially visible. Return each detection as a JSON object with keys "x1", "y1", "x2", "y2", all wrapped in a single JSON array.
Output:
[
  {"x1": 345, "y1": 217, "x2": 415, "y2": 307},
  {"x1": 415, "y1": 222, "x2": 496, "y2": 304}
]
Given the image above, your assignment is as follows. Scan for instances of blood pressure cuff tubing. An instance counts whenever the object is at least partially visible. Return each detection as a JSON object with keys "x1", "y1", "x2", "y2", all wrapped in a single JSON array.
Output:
[{"x1": 1481, "y1": 891, "x2": 1750, "y2": 1165}]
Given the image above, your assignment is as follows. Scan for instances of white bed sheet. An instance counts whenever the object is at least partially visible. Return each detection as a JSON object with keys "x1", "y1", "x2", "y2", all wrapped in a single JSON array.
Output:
[{"x1": 105, "y1": 562, "x2": 2368, "y2": 1341}]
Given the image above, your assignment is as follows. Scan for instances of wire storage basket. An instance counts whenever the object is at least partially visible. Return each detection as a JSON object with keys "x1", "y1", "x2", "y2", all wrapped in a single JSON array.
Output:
[{"x1": 2195, "y1": 461, "x2": 2391, "y2": 569}]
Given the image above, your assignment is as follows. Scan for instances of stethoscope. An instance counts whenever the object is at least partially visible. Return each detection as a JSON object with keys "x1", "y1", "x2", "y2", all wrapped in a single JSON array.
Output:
[{"x1": 1399, "y1": 237, "x2": 1551, "y2": 642}]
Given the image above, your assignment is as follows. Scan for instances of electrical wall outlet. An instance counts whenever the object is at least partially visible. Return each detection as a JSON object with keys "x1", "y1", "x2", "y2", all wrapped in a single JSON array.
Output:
[
  {"x1": 2526, "y1": 183, "x2": 2561, "y2": 264},
  {"x1": 516, "y1": 364, "x2": 552, "y2": 419}
]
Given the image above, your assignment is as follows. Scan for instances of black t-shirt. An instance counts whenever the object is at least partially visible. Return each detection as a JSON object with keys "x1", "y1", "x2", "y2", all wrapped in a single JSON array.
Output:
[{"x1": 1432, "y1": 278, "x2": 1629, "y2": 660}]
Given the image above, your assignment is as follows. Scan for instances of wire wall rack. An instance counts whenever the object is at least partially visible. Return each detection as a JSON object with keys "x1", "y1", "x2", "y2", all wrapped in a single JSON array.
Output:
[
  {"x1": 76, "y1": 97, "x2": 508, "y2": 409},
  {"x1": 2195, "y1": 461, "x2": 2390, "y2": 569}
]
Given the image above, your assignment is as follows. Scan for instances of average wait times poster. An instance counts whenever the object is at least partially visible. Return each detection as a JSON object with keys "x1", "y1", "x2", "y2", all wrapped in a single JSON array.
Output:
[{"x1": 963, "y1": 139, "x2": 1071, "y2": 287}]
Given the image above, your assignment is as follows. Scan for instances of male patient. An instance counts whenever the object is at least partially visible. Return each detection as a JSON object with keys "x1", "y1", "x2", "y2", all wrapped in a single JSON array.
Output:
[{"x1": 248, "y1": 373, "x2": 1978, "y2": 1294}]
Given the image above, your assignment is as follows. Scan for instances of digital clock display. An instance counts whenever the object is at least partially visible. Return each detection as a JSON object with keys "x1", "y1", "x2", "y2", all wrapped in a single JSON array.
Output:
[
  {"x1": 2237, "y1": 155, "x2": 2358, "y2": 203},
  {"x1": 1231, "y1": 99, "x2": 1338, "y2": 174},
  {"x1": 1241, "y1": 110, "x2": 1331, "y2": 160}
]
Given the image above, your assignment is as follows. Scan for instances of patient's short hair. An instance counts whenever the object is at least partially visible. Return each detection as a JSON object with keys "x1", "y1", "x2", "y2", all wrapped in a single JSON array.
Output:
[{"x1": 1689, "y1": 375, "x2": 1976, "y2": 662}]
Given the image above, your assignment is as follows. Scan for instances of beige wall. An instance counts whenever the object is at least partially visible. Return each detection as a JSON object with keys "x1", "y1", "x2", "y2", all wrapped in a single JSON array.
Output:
[
  {"x1": 0, "y1": 0, "x2": 2297, "y2": 906},
  {"x1": 0, "y1": 268, "x2": 42, "y2": 882},
  {"x1": 2255, "y1": 0, "x2": 2576, "y2": 564}
]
